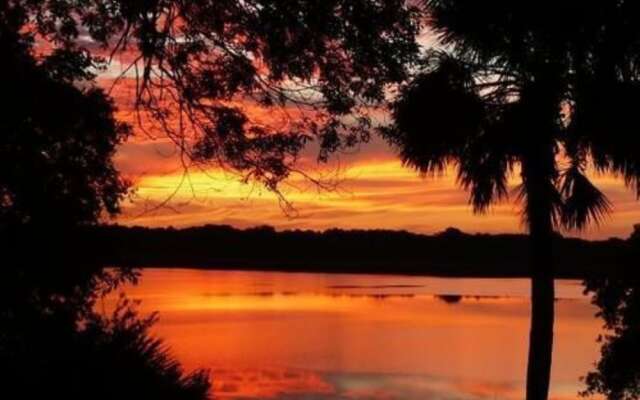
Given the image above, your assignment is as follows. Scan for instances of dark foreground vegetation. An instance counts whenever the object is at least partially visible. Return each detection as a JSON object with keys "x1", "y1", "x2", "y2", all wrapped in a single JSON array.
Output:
[{"x1": 88, "y1": 224, "x2": 640, "y2": 279}]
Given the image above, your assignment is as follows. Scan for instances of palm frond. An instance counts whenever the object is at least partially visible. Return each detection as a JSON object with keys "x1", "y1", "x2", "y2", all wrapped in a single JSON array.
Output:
[
  {"x1": 457, "y1": 136, "x2": 513, "y2": 213},
  {"x1": 425, "y1": 0, "x2": 587, "y2": 68},
  {"x1": 514, "y1": 180, "x2": 564, "y2": 231},
  {"x1": 570, "y1": 80, "x2": 640, "y2": 198},
  {"x1": 560, "y1": 166, "x2": 612, "y2": 230},
  {"x1": 380, "y1": 54, "x2": 484, "y2": 175}
]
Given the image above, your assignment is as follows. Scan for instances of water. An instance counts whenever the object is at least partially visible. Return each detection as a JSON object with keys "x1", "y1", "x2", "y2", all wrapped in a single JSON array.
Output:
[{"x1": 106, "y1": 269, "x2": 602, "y2": 400}]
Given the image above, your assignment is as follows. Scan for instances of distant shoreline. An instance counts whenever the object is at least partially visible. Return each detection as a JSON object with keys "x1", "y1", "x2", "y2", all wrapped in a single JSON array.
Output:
[
  {"x1": 85, "y1": 224, "x2": 640, "y2": 280},
  {"x1": 129, "y1": 265, "x2": 589, "y2": 281}
]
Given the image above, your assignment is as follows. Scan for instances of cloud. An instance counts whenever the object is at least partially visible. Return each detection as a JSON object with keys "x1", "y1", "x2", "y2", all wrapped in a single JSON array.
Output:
[
  {"x1": 101, "y1": 76, "x2": 640, "y2": 240},
  {"x1": 114, "y1": 153, "x2": 640, "y2": 239}
]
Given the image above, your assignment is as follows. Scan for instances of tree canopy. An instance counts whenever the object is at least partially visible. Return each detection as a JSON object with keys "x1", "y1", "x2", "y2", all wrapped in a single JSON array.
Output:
[
  {"x1": 0, "y1": 5, "x2": 130, "y2": 226},
  {"x1": 2, "y1": 0, "x2": 421, "y2": 196},
  {"x1": 583, "y1": 276, "x2": 640, "y2": 400},
  {"x1": 382, "y1": 0, "x2": 640, "y2": 231}
]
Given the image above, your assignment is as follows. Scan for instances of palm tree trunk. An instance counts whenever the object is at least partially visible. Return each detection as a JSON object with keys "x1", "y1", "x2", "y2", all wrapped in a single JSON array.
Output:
[
  {"x1": 523, "y1": 161, "x2": 556, "y2": 400},
  {"x1": 526, "y1": 218, "x2": 555, "y2": 400}
]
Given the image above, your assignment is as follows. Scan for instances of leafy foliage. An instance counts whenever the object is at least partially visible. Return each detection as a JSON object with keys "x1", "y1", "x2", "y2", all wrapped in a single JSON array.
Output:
[
  {"x1": 582, "y1": 276, "x2": 640, "y2": 400},
  {"x1": 0, "y1": 5, "x2": 130, "y2": 226},
  {"x1": 4, "y1": 0, "x2": 422, "y2": 191},
  {"x1": 382, "y1": 1, "x2": 640, "y2": 231},
  {"x1": 0, "y1": 263, "x2": 210, "y2": 400}
]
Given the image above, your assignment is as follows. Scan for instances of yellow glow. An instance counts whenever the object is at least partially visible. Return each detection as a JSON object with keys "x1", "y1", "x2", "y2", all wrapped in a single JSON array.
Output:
[
  {"x1": 115, "y1": 155, "x2": 639, "y2": 239},
  {"x1": 106, "y1": 75, "x2": 639, "y2": 239}
]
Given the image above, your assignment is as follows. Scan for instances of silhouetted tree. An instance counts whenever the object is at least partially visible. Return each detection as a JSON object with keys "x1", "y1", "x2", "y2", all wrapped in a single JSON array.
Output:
[
  {"x1": 631, "y1": 224, "x2": 640, "y2": 242},
  {"x1": 5, "y1": 0, "x2": 421, "y2": 196},
  {"x1": 0, "y1": 264, "x2": 211, "y2": 400},
  {"x1": 0, "y1": 5, "x2": 130, "y2": 227},
  {"x1": 1, "y1": 3, "x2": 211, "y2": 397},
  {"x1": 85, "y1": 223, "x2": 635, "y2": 278},
  {"x1": 582, "y1": 277, "x2": 640, "y2": 400},
  {"x1": 381, "y1": 2, "x2": 640, "y2": 399}
]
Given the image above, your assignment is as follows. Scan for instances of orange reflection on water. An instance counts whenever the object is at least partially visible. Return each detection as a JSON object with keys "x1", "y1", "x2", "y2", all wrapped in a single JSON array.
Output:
[
  {"x1": 105, "y1": 269, "x2": 602, "y2": 400},
  {"x1": 210, "y1": 367, "x2": 335, "y2": 399}
]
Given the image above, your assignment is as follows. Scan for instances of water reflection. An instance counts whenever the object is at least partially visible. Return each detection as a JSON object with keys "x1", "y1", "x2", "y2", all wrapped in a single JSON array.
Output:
[
  {"x1": 3, "y1": 264, "x2": 638, "y2": 399},
  {"x1": 107, "y1": 269, "x2": 602, "y2": 399}
]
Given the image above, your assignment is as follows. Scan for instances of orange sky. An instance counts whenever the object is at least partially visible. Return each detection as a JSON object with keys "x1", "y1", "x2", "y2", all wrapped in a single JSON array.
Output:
[
  {"x1": 104, "y1": 74, "x2": 640, "y2": 240},
  {"x1": 112, "y1": 136, "x2": 639, "y2": 239}
]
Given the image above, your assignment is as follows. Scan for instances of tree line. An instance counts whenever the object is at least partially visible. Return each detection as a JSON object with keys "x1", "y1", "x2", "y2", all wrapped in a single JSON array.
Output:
[{"x1": 85, "y1": 224, "x2": 639, "y2": 279}]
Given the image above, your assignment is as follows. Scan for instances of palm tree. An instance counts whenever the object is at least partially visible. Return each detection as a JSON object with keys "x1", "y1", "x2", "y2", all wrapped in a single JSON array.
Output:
[{"x1": 381, "y1": 2, "x2": 640, "y2": 399}]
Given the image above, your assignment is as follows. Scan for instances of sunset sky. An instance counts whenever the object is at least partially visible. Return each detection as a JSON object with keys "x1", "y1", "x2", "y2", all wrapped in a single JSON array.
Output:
[
  {"x1": 112, "y1": 125, "x2": 639, "y2": 239},
  {"x1": 102, "y1": 62, "x2": 640, "y2": 241}
]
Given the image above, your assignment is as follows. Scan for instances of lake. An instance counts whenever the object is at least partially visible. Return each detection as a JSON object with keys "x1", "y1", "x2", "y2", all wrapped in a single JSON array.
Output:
[{"x1": 108, "y1": 268, "x2": 603, "y2": 400}]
